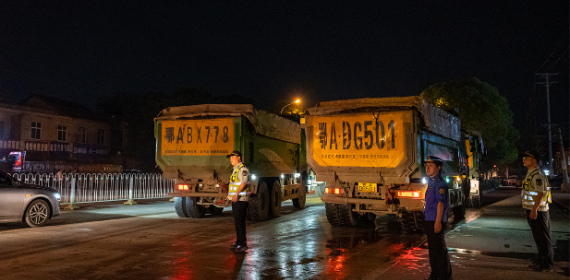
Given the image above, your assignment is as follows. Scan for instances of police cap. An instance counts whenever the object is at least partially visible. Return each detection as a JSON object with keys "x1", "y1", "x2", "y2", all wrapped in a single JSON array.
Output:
[
  {"x1": 522, "y1": 150, "x2": 540, "y2": 161},
  {"x1": 426, "y1": 156, "x2": 443, "y2": 167},
  {"x1": 226, "y1": 150, "x2": 242, "y2": 158}
]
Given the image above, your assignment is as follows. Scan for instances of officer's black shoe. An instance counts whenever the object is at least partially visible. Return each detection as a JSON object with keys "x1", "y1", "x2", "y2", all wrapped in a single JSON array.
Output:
[
  {"x1": 530, "y1": 264, "x2": 553, "y2": 272},
  {"x1": 229, "y1": 243, "x2": 238, "y2": 249},
  {"x1": 234, "y1": 245, "x2": 248, "y2": 253}
]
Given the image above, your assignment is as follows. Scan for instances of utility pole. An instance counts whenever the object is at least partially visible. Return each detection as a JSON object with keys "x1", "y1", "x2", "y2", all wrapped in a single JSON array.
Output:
[
  {"x1": 558, "y1": 127, "x2": 569, "y2": 192},
  {"x1": 536, "y1": 73, "x2": 558, "y2": 177}
]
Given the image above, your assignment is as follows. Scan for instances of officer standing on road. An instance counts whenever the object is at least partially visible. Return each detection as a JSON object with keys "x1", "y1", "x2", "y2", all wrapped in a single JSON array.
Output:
[
  {"x1": 424, "y1": 156, "x2": 452, "y2": 280},
  {"x1": 522, "y1": 150, "x2": 553, "y2": 272},
  {"x1": 227, "y1": 150, "x2": 250, "y2": 253}
]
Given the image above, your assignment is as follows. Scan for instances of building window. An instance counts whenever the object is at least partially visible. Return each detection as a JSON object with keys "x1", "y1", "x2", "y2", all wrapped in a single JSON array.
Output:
[
  {"x1": 58, "y1": 125, "x2": 67, "y2": 141},
  {"x1": 77, "y1": 127, "x2": 87, "y2": 144},
  {"x1": 31, "y1": 122, "x2": 41, "y2": 139},
  {"x1": 97, "y1": 129, "x2": 105, "y2": 144}
]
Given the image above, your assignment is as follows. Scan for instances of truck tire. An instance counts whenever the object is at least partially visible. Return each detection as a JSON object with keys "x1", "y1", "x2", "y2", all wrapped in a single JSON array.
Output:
[
  {"x1": 174, "y1": 197, "x2": 189, "y2": 218},
  {"x1": 325, "y1": 203, "x2": 342, "y2": 226},
  {"x1": 471, "y1": 194, "x2": 481, "y2": 208},
  {"x1": 269, "y1": 181, "x2": 282, "y2": 217},
  {"x1": 402, "y1": 210, "x2": 424, "y2": 232},
  {"x1": 207, "y1": 205, "x2": 224, "y2": 215},
  {"x1": 363, "y1": 213, "x2": 377, "y2": 226},
  {"x1": 249, "y1": 181, "x2": 269, "y2": 222},
  {"x1": 185, "y1": 197, "x2": 206, "y2": 218},
  {"x1": 452, "y1": 204, "x2": 466, "y2": 221},
  {"x1": 292, "y1": 184, "x2": 307, "y2": 209},
  {"x1": 338, "y1": 203, "x2": 360, "y2": 227}
]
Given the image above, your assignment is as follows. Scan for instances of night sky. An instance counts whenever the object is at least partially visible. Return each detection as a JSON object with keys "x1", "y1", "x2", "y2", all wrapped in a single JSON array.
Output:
[{"x1": 1, "y1": 1, "x2": 568, "y2": 139}]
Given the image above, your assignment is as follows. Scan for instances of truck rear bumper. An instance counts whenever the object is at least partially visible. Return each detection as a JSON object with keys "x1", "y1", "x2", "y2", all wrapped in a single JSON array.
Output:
[
  {"x1": 321, "y1": 194, "x2": 425, "y2": 213},
  {"x1": 168, "y1": 191, "x2": 227, "y2": 198}
]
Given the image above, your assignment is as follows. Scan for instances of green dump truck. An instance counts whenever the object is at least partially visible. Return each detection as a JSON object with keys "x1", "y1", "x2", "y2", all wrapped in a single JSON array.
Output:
[
  {"x1": 304, "y1": 96, "x2": 482, "y2": 230},
  {"x1": 154, "y1": 104, "x2": 307, "y2": 222}
]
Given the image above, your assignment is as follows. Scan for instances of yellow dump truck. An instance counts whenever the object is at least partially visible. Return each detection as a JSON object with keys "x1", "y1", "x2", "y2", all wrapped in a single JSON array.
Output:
[
  {"x1": 305, "y1": 96, "x2": 479, "y2": 230},
  {"x1": 154, "y1": 104, "x2": 308, "y2": 222}
]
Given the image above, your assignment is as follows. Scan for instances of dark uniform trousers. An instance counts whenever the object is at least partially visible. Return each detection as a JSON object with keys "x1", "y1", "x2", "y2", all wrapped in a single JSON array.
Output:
[
  {"x1": 526, "y1": 209, "x2": 554, "y2": 268},
  {"x1": 232, "y1": 201, "x2": 248, "y2": 246},
  {"x1": 425, "y1": 221, "x2": 452, "y2": 280}
]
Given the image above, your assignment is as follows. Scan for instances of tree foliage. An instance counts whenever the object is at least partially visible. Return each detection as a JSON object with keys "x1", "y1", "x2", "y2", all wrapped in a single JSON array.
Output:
[
  {"x1": 96, "y1": 88, "x2": 255, "y2": 171},
  {"x1": 421, "y1": 77, "x2": 519, "y2": 165}
]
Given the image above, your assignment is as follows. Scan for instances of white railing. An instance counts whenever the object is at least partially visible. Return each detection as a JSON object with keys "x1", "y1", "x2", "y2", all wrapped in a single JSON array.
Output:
[{"x1": 11, "y1": 173, "x2": 175, "y2": 205}]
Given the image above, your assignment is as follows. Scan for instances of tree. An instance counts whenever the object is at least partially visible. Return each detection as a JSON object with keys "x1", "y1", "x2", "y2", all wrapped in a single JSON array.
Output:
[{"x1": 421, "y1": 77, "x2": 519, "y2": 165}]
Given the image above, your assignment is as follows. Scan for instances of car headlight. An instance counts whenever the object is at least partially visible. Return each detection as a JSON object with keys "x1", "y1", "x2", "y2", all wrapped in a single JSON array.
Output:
[{"x1": 54, "y1": 193, "x2": 61, "y2": 200}]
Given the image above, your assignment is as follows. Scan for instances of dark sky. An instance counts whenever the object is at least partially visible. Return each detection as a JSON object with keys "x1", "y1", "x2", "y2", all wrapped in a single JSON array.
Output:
[{"x1": 0, "y1": 1, "x2": 568, "y2": 138}]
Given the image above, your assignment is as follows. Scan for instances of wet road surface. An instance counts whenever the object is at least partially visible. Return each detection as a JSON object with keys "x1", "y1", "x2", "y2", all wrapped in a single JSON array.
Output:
[
  {"x1": 1, "y1": 190, "x2": 566, "y2": 279},
  {"x1": 0, "y1": 195, "x2": 427, "y2": 279}
]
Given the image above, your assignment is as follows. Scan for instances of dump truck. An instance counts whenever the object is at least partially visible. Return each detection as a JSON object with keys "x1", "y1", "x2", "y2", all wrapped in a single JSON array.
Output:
[
  {"x1": 154, "y1": 104, "x2": 308, "y2": 222},
  {"x1": 464, "y1": 131, "x2": 485, "y2": 207},
  {"x1": 304, "y1": 96, "x2": 479, "y2": 230}
]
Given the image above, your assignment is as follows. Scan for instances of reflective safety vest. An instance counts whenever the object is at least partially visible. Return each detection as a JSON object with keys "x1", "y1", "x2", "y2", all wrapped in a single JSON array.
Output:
[
  {"x1": 522, "y1": 168, "x2": 552, "y2": 209},
  {"x1": 228, "y1": 163, "x2": 250, "y2": 201}
]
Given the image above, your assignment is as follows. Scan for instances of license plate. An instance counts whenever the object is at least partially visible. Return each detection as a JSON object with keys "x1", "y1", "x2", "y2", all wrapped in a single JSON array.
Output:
[{"x1": 358, "y1": 183, "x2": 377, "y2": 193}]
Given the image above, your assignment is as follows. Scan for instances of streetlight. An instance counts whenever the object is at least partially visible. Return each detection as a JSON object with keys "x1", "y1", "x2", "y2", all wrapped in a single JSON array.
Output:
[{"x1": 280, "y1": 99, "x2": 301, "y2": 114}]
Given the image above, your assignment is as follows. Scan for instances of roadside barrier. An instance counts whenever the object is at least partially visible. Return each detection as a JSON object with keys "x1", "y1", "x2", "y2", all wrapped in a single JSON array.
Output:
[{"x1": 11, "y1": 173, "x2": 174, "y2": 207}]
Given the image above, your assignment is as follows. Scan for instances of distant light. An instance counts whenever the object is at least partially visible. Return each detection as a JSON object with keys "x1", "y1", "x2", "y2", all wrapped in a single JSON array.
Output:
[
  {"x1": 295, "y1": 99, "x2": 301, "y2": 103},
  {"x1": 422, "y1": 178, "x2": 427, "y2": 184},
  {"x1": 493, "y1": 165, "x2": 497, "y2": 168},
  {"x1": 307, "y1": 180, "x2": 312, "y2": 185},
  {"x1": 446, "y1": 178, "x2": 450, "y2": 183},
  {"x1": 280, "y1": 174, "x2": 285, "y2": 179},
  {"x1": 543, "y1": 169, "x2": 550, "y2": 176},
  {"x1": 456, "y1": 177, "x2": 461, "y2": 182},
  {"x1": 251, "y1": 174, "x2": 257, "y2": 180},
  {"x1": 294, "y1": 173, "x2": 301, "y2": 178}
]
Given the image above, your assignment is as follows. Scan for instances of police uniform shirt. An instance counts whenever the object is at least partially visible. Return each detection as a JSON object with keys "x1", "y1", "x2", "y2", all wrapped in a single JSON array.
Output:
[
  {"x1": 523, "y1": 167, "x2": 549, "y2": 211},
  {"x1": 231, "y1": 163, "x2": 250, "y2": 202},
  {"x1": 424, "y1": 174, "x2": 450, "y2": 222}
]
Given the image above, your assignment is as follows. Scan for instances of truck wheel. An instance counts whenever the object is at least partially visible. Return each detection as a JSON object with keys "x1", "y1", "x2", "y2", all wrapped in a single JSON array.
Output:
[
  {"x1": 269, "y1": 181, "x2": 282, "y2": 217},
  {"x1": 207, "y1": 205, "x2": 224, "y2": 215},
  {"x1": 452, "y1": 204, "x2": 465, "y2": 221},
  {"x1": 174, "y1": 197, "x2": 189, "y2": 218},
  {"x1": 338, "y1": 203, "x2": 359, "y2": 227},
  {"x1": 292, "y1": 184, "x2": 307, "y2": 209},
  {"x1": 325, "y1": 203, "x2": 342, "y2": 226},
  {"x1": 363, "y1": 213, "x2": 377, "y2": 225},
  {"x1": 185, "y1": 197, "x2": 206, "y2": 218},
  {"x1": 402, "y1": 210, "x2": 424, "y2": 232},
  {"x1": 249, "y1": 181, "x2": 269, "y2": 222},
  {"x1": 471, "y1": 195, "x2": 481, "y2": 208}
]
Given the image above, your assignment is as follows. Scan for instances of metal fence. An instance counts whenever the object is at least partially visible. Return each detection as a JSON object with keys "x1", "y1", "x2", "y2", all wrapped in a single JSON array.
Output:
[{"x1": 11, "y1": 173, "x2": 174, "y2": 205}]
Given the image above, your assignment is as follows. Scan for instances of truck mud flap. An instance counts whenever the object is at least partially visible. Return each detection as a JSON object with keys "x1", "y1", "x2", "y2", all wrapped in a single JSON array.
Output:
[{"x1": 249, "y1": 181, "x2": 269, "y2": 222}]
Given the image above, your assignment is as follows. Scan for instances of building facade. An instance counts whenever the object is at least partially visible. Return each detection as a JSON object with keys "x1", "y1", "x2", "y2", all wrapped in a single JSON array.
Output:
[{"x1": 0, "y1": 95, "x2": 126, "y2": 171}]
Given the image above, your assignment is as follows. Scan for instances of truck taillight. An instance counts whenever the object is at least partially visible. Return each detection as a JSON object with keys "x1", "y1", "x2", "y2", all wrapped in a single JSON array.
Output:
[
  {"x1": 177, "y1": 184, "x2": 190, "y2": 190},
  {"x1": 397, "y1": 191, "x2": 421, "y2": 198},
  {"x1": 325, "y1": 188, "x2": 344, "y2": 195}
]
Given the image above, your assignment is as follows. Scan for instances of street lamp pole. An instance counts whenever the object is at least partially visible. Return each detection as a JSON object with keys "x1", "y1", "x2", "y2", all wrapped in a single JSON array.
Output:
[{"x1": 280, "y1": 99, "x2": 300, "y2": 114}]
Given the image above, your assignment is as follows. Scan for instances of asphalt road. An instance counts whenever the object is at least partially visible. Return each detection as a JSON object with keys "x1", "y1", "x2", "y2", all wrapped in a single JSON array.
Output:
[{"x1": 0, "y1": 190, "x2": 568, "y2": 280}]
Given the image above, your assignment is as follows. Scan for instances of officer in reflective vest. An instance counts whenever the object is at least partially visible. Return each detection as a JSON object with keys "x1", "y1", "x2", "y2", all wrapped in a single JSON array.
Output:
[
  {"x1": 522, "y1": 150, "x2": 553, "y2": 272},
  {"x1": 423, "y1": 156, "x2": 452, "y2": 280},
  {"x1": 227, "y1": 150, "x2": 250, "y2": 253}
]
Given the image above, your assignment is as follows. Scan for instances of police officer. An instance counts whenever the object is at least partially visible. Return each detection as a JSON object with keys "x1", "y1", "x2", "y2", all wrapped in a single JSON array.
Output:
[
  {"x1": 522, "y1": 150, "x2": 553, "y2": 272},
  {"x1": 424, "y1": 156, "x2": 452, "y2": 280},
  {"x1": 227, "y1": 150, "x2": 250, "y2": 253}
]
